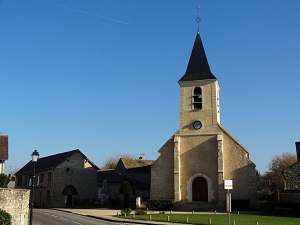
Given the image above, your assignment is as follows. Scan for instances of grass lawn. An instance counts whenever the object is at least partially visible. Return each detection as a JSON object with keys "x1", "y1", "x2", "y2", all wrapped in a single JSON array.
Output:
[{"x1": 121, "y1": 213, "x2": 300, "y2": 225}]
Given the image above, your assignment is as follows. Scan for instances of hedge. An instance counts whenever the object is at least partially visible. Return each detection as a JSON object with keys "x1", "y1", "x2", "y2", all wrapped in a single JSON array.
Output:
[
  {"x1": 0, "y1": 209, "x2": 12, "y2": 225},
  {"x1": 146, "y1": 199, "x2": 174, "y2": 210}
]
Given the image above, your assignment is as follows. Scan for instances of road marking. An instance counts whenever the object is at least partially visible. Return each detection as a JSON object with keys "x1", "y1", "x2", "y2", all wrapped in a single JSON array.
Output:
[
  {"x1": 60, "y1": 217, "x2": 68, "y2": 221},
  {"x1": 71, "y1": 221, "x2": 82, "y2": 225},
  {"x1": 51, "y1": 215, "x2": 58, "y2": 217}
]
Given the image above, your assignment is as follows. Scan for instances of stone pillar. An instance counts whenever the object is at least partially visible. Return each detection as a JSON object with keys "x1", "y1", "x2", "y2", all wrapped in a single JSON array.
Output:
[
  {"x1": 136, "y1": 197, "x2": 141, "y2": 209},
  {"x1": 217, "y1": 134, "x2": 225, "y2": 206},
  {"x1": 174, "y1": 136, "x2": 181, "y2": 201}
]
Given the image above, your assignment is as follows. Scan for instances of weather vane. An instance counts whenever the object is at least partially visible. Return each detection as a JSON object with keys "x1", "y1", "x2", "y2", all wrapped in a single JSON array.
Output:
[{"x1": 196, "y1": 6, "x2": 201, "y2": 32}]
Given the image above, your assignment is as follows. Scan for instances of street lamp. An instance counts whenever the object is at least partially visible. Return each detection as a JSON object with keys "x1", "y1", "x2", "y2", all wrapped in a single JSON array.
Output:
[{"x1": 29, "y1": 150, "x2": 39, "y2": 225}]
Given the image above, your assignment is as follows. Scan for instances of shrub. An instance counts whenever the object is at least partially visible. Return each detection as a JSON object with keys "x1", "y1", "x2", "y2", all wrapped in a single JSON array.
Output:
[
  {"x1": 146, "y1": 199, "x2": 174, "y2": 211},
  {"x1": 231, "y1": 199, "x2": 250, "y2": 210},
  {"x1": 0, "y1": 174, "x2": 9, "y2": 188},
  {"x1": 120, "y1": 208, "x2": 132, "y2": 216},
  {"x1": 259, "y1": 201, "x2": 270, "y2": 215},
  {"x1": 135, "y1": 209, "x2": 147, "y2": 215},
  {"x1": 0, "y1": 209, "x2": 12, "y2": 225}
]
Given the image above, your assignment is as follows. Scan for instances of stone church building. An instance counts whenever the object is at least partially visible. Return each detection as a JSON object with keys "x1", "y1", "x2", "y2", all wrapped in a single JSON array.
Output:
[{"x1": 150, "y1": 31, "x2": 257, "y2": 210}]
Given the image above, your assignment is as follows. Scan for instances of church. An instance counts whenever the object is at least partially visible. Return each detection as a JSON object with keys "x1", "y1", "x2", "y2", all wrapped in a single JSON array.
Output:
[{"x1": 150, "y1": 29, "x2": 257, "y2": 210}]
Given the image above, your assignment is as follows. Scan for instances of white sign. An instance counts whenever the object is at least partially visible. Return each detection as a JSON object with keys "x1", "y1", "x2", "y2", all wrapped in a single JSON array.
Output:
[{"x1": 224, "y1": 180, "x2": 233, "y2": 189}]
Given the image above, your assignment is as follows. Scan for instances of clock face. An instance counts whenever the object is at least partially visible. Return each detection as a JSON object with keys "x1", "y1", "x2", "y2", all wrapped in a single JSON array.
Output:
[{"x1": 193, "y1": 120, "x2": 202, "y2": 129}]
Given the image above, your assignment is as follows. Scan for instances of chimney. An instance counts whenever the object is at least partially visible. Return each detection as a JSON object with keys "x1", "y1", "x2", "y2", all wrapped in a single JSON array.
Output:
[{"x1": 296, "y1": 141, "x2": 300, "y2": 162}]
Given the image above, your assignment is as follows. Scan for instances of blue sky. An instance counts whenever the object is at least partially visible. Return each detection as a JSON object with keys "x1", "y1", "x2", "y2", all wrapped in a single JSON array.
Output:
[{"x1": 1, "y1": 0, "x2": 299, "y2": 174}]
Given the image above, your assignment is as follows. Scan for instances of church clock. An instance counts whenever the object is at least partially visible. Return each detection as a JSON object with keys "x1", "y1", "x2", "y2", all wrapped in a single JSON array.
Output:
[{"x1": 193, "y1": 120, "x2": 202, "y2": 129}]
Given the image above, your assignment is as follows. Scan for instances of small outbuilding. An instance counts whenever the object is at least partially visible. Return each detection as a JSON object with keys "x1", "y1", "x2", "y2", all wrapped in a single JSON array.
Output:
[
  {"x1": 98, "y1": 157, "x2": 154, "y2": 208},
  {"x1": 281, "y1": 142, "x2": 300, "y2": 203}
]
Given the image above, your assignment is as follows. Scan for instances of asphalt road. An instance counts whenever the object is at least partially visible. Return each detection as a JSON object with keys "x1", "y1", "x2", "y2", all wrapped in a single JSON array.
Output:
[{"x1": 33, "y1": 209, "x2": 130, "y2": 225}]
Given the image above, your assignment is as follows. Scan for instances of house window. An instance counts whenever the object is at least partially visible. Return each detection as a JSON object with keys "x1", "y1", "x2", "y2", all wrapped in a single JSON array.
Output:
[
  {"x1": 47, "y1": 172, "x2": 52, "y2": 181},
  {"x1": 17, "y1": 176, "x2": 22, "y2": 186},
  {"x1": 40, "y1": 173, "x2": 44, "y2": 182},
  {"x1": 25, "y1": 175, "x2": 29, "y2": 186},
  {"x1": 193, "y1": 87, "x2": 202, "y2": 109},
  {"x1": 46, "y1": 190, "x2": 51, "y2": 201}
]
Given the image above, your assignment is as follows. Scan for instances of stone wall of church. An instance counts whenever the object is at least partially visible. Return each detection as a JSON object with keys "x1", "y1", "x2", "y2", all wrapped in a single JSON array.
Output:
[
  {"x1": 0, "y1": 188, "x2": 30, "y2": 225},
  {"x1": 150, "y1": 137, "x2": 174, "y2": 200},
  {"x1": 179, "y1": 135, "x2": 219, "y2": 202},
  {"x1": 222, "y1": 131, "x2": 257, "y2": 208}
]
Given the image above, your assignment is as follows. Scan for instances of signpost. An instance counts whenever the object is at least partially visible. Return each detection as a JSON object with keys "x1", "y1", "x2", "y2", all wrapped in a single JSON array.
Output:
[{"x1": 224, "y1": 180, "x2": 233, "y2": 225}]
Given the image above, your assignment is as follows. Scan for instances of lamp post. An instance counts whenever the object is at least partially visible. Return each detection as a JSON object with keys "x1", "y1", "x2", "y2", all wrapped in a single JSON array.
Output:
[{"x1": 29, "y1": 150, "x2": 39, "y2": 225}]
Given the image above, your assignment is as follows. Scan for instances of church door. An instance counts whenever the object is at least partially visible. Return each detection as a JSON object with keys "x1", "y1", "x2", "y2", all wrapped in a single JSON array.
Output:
[
  {"x1": 66, "y1": 195, "x2": 72, "y2": 207},
  {"x1": 192, "y1": 176, "x2": 208, "y2": 201}
]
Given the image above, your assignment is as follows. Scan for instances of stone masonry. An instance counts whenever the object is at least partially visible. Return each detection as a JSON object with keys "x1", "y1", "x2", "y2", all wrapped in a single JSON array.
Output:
[{"x1": 0, "y1": 188, "x2": 30, "y2": 225}]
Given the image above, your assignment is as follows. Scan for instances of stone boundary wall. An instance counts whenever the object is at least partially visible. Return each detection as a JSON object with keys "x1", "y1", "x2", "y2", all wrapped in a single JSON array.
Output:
[
  {"x1": 280, "y1": 192, "x2": 300, "y2": 203},
  {"x1": 0, "y1": 188, "x2": 30, "y2": 225}
]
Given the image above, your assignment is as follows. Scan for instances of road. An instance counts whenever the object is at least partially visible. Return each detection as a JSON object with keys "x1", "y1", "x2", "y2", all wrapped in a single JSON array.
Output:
[{"x1": 33, "y1": 209, "x2": 134, "y2": 225}]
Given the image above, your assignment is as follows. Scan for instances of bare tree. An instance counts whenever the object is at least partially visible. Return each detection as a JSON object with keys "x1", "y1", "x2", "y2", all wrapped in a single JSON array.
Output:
[{"x1": 102, "y1": 153, "x2": 134, "y2": 169}]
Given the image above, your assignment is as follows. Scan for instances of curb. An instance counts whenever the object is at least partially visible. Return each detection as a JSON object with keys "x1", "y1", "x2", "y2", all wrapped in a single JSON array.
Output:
[{"x1": 52, "y1": 208, "x2": 178, "y2": 225}]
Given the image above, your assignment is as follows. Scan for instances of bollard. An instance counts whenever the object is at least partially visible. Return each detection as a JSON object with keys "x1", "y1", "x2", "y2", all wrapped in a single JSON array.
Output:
[
  {"x1": 256, "y1": 222, "x2": 258, "y2": 225},
  {"x1": 186, "y1": 217, "x2": 189, "y2": 223},
  {"x1": 133, "y1": 213, "x2": 135, "y2": 219},
  {"x1": 214, "y1": 210, "x2": 217, "y2": 214},
  {"x1": 167, "y1": 216, "x2": 170, "y2": 222},
  {"x1": 117, "y1": 212, "x2": 119, "y2": 216},
  {"x1": 192, "y1": 210, "x2": 194, "y2": 214},
  {"x1": 149, "y1": 215, "x2": 152, "y2": 220},
  {"x1": 208, "y1": 218, "x2": 211, "y2": 225},
  {"x1": 124, "y1": 213, "x2": 126, "y2": 218},
  {"x1": 233, "y1": 220, "x2": 235, "y2": 225},
  {"x1": 171, "y1": 210, "x2": 172, "y2": 214},
  {"x1": 237, "y1": 211, "x2": 240, "y2": 215}
]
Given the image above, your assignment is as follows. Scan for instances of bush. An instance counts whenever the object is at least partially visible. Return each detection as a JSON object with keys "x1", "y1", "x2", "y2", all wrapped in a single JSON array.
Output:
[
  {"x1": 120, "y1": 208, "x2": 132, "y2": 216},
  {"x1": 231, "y1": 199, "x2": 250, "y2": 211},
  {"x1": 0, "y1": 209, "x2": 12, "y2": 225},
  {"x1": 146, "y1": 199, "x2": 174, "y2": 211},
  {"x1": 0, "y1": 174, "x2": 9, "y2": 188},
  {"x1": 259, "y1": 201, "x2": 270, "y2": 215},
  {"x1": 135, "y1": 209, "x2": 147, "y2": 215}
]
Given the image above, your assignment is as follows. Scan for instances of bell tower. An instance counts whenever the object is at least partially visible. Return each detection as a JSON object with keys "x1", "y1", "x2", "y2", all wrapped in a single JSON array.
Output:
[{"x1": 178, "y1": 32, "x2": 220, "y2": 134}]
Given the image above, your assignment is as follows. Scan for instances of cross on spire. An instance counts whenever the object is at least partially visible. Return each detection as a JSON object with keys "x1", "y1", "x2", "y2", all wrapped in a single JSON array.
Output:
[{"x1": 196, "y1": 6, "x2": 201, "y2": 32}]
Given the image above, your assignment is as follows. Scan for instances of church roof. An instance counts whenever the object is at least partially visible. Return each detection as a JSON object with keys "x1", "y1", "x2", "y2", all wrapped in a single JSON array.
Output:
[{"x1": 179, "y1": 32, "x2": 217, "y2": 81}]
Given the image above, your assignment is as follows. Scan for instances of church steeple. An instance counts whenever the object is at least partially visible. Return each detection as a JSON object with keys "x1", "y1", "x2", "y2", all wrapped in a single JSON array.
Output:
[{"x1": 179, "y1": 32, "x2": 217, "y2": 81}]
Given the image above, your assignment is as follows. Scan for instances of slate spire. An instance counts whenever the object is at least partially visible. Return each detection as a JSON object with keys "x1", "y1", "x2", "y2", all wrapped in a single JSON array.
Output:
[{"x1": 179, "y1": 32, "x2": 217, "y2": 81}]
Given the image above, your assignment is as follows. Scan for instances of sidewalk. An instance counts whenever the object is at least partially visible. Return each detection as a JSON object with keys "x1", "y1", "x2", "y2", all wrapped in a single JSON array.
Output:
[{"x1": 54, "y1": 208, "x2": 199, "y2": 225}]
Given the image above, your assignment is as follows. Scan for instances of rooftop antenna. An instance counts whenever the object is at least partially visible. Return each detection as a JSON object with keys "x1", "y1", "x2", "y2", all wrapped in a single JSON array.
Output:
[{"x1": 196, "y1": 6, "x2": 201, "y2": 32}]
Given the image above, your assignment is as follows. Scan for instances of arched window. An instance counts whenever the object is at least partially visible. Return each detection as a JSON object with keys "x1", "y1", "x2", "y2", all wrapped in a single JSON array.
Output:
[{"x1": 193, "y1": 87, "x2": 202, "y2": 109}]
